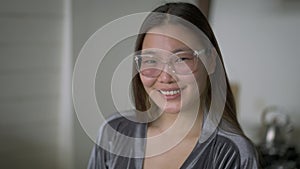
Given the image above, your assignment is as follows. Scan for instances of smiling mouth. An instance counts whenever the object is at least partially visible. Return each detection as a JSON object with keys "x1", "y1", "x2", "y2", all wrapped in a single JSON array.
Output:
[{"x1": 159, "y1": 89, "x2": 181, "y2": 96}]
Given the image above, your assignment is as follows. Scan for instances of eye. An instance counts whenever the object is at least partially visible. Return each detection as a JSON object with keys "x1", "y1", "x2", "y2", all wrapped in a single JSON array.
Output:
[
  {"x1": 175, "y1": 58, "x2": 189, "y2": 63},
  {"x1": 143, "y1": 59, "x2": 157, "y2": 64},
  {"x1": 140, "y1": 55, "x2": 159, "y2": 65},
  {"x1": 175, "y1": 52, "x2": 195, "y2": 63}
]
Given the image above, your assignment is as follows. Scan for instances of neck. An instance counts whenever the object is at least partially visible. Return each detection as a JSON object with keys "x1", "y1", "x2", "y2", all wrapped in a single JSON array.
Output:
[{"x1": 148, "y1": 105, "x2": 204, "y2": 138}]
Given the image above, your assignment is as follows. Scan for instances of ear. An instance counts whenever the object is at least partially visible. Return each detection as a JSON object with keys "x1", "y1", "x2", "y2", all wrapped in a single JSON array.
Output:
[{"x1": 206, "y1": 47, "x2": 217, "y2": 75}]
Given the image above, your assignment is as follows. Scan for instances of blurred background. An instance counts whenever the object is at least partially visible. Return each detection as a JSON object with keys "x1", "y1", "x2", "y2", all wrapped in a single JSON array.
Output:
[{"x1": 1, "y1": 0, "x2": 299, "y2": 168}]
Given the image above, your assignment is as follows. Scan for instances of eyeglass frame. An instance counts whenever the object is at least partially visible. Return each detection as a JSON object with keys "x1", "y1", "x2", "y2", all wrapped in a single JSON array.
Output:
[{"x1": 134, "y1": 48, "x2": 211, "y2": 77}]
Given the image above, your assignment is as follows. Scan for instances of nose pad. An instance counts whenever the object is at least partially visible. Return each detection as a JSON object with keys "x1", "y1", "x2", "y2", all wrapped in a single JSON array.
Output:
[
  {"x1": 157, "y1": 64, "x2": 177, "y2": 83},
  {"x1": 164, "y1": 63, "x2": 176, "y2": 74}
]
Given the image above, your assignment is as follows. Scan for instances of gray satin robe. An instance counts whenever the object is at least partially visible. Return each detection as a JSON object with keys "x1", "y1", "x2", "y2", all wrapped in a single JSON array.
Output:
[{"x1": 88, "y1": 113, "x2": 260, "y2": 169}]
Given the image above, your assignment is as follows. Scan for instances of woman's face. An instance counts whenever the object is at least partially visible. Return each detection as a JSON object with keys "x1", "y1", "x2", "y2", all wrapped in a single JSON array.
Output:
[{"x1": 139, "y1": 24, "x2": 209, "y2": 114}]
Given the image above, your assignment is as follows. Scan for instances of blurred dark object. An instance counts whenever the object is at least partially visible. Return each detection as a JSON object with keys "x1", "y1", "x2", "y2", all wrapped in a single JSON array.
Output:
[
  {"x1": 259, "y1": 146, "x2": 300, "y2": 169},
  {"x1": 257, "y1": 106, "x2": 299, "y2": 169}
]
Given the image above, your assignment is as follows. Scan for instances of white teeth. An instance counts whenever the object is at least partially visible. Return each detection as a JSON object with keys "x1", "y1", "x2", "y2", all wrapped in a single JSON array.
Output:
[{"x1": 159, "y1": 89, "x2": 180, "y2": 95}]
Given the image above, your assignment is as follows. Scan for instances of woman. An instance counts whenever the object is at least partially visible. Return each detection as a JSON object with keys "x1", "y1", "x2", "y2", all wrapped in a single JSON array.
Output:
[{"x1": 88, "y1": 2, "x2": 260, "y2": 169}]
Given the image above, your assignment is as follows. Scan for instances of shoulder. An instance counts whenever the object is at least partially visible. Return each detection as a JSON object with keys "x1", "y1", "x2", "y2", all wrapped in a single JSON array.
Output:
[
  {"x1": 214, "y1": 129, "x2": 260, "y2": 168},
  {"x1": 217, "y1": 129, "x2": 257, "y2": 158},
  {"x1": 98, "y1": 110, "x2": 146, "y2": 138},
  {"x1": 105, "y1": 112, "x2": 134, "y2": 129}
]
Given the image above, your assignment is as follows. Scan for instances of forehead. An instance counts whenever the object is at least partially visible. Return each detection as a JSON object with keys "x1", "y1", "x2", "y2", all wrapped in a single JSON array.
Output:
[{"x1": 142, "y1": 24, "x2": 206, "y2": 50}]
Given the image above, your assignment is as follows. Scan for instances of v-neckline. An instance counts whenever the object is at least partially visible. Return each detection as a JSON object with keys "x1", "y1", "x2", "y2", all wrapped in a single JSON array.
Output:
[{"x1": 139, "y1": 123, "x2": 202, "y2": 169}]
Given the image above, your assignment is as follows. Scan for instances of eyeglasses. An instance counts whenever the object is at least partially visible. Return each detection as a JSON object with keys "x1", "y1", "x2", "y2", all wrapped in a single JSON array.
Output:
[{"x1": 135, "y1": 48, "x2": 211, "y2": 77}]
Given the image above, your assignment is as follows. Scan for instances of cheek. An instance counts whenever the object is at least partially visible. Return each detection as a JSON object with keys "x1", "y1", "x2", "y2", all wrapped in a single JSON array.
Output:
[
  {"x1": 194, "y1": 66, "x2": 208, "y2": 93},
  {"x1": 140, "y1": 75, "x2": 156, "y2": 89}
]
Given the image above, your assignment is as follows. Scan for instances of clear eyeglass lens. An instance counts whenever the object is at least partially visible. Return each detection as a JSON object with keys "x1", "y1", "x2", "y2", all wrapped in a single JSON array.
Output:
[{"x1": 136, "y1": 49, "x2": 207, "y2": 77}]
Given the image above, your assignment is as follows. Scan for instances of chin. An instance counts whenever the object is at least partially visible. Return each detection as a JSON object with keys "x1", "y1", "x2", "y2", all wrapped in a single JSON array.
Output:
[{"x1": 161, "y1": 105, "x2": 181, "y2": 114}]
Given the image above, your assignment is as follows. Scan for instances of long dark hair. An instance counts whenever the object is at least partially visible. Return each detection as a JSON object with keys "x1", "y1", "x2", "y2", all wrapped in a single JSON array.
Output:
[{"x1": 131, "y1": 2, "x2": 243, "y2": 134}]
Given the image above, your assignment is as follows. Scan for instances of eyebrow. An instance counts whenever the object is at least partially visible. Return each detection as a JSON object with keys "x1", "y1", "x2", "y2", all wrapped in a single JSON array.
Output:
[
  {"x1": 141, "y1": 50, "x2": 157, "y2": 55},
  {"x1": 171, "y1": 47, "x2": 192, "y2": 53},
  {"x1": 141, "y1": 47, "x2": 193, "y2": 55}
]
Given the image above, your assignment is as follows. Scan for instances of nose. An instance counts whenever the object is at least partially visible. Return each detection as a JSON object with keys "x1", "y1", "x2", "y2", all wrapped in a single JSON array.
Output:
[{"x1": 157, "y1": 65, "x2": 177, "y2": 83}]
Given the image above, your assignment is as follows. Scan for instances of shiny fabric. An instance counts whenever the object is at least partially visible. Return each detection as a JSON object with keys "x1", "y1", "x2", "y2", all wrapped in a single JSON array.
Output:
[{"x1": 88, "y1": 113, "x2": 260, "y2": 169}]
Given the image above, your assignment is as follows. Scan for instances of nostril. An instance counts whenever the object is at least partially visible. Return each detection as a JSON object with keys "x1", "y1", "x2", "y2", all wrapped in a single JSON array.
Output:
[{"x1": 157, "y1": 71, "x2": 176, "y2": 83}]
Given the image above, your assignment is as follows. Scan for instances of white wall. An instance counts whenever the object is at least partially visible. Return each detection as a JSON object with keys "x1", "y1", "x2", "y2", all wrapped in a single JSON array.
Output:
[{"x1": 210, "y1": 0, "x2": 300, "y2": 148}]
